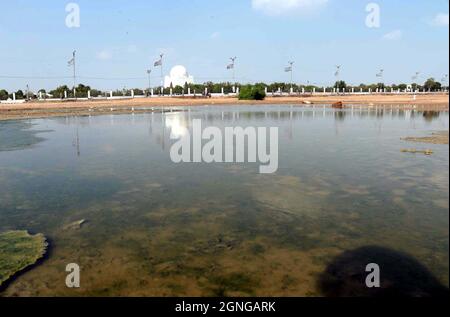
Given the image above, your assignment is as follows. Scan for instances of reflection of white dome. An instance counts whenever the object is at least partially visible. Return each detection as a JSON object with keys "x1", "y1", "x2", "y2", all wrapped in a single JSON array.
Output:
[{"x1": 164, "y1": 65, "x2": 194, "y2": 88}]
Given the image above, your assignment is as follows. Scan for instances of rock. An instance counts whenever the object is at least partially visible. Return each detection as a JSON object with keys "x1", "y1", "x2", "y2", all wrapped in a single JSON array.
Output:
[
  {"x1": 332, "y1": 101, "x2": 344, "y2": 109},
  {"x1": 0, "y1": 230, "x2": 48, "y2": 287},
  {"x1": 63, "y1": 219, "x2": 87, "y2": 230}
]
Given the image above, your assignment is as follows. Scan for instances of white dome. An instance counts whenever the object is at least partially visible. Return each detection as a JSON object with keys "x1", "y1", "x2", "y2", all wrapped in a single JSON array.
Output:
[
  {"x1": 164, "y1": 65, "x2": 195, "y2": 88},
  {"x1": 170, "y1": 65, "x2": 188, "y2": 78}
]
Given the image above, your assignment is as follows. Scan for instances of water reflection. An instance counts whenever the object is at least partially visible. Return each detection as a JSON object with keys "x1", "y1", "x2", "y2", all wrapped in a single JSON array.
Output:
[
  {"x1": 423, "y1": 111, "x2": 441, "y2": 122},
  {"x1": 138, "y1": 106, "x2": 449, "y2": 152},
  {"x1": 47, "y1": 106, "x2": 449, "y2": 159}
]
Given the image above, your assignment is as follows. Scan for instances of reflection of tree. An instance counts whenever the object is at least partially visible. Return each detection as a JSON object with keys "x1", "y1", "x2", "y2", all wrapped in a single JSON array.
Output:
[
  {"x1": 422, "y1": 111, "x2": 440, "y2": 122},
  {"x1": 334, "y1": 111, "x2": 347, "y2": 121}
]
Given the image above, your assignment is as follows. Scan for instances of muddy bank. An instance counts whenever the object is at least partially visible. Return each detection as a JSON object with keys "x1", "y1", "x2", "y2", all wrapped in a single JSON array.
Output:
[{"x1": 0, "y1": 95, "x2": 448, "y2": 121}]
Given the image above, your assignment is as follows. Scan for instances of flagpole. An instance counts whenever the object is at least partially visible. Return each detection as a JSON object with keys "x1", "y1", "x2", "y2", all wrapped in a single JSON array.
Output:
[
  {"x1": 147, "y1": 69, "x2": 152, "y2": 96},
  {"x1": 290, "y1": 62, "x2": 294, "y2": 91},
  {"x1": 160, "y1": 54, "x2": 164, "y2": 91},
  {"x1": 72, "y1": 51, "x2": 76, "y2": 98},
  {"x1": 286, "y1": 61, "x2": 294, "y2": 92},
  {"x1": 227, "y1": 57, "x2": 237, "y2": 92},
  {"x1": 291, "y1": 68, "x2": 293, "y2": 90},
  {"x1": 230, "y1": 57, "x2": 236, "y2": 84}
]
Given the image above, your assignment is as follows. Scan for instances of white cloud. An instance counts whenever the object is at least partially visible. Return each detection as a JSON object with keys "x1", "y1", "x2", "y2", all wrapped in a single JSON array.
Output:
[
  {"x1": 430, "y1": 13, "x2": 449, "y2": 27},
  {"x1": 252, "y1": 0, "x2": 328, "y2": 16},
  {"x1": 96, "y1": 50, "x2": 112, "y2": 60},
  {"x1": 382, "y1": 30, "x2": 402, "y2": 41}
]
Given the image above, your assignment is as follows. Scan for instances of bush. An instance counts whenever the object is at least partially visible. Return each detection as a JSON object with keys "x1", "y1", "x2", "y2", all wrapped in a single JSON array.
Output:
[
  {"x1": 238, "y1": 85, "x2": 266, "y2": 100},
  {"x1": 0, "y1": 89, "x2": 8, "y2": 100}
]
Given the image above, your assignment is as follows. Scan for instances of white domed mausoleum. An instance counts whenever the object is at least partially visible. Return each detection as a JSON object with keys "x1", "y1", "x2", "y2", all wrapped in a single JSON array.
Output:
[{"x1": 164, "y1": 65, "x2": 194, "y2": 88}]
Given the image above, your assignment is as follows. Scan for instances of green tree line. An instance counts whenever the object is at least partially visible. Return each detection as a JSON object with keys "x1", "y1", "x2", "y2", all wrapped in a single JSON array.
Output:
[{"x1": 0, "y1": 78, "x2": 446, "y2": 101}]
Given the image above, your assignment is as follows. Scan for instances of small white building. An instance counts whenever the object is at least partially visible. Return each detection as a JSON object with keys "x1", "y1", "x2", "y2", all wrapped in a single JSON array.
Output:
[{"x1": 164, "y1": 65, "x2": 194, "y2": 88}]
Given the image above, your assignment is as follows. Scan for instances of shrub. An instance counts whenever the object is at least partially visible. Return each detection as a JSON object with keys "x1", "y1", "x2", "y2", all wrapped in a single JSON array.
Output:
[
  {"x1": 0, "y1": 89, "x2": 8, "y2": 100},
  {"x1": 238, "y1": 85, "x2": 266, "y2": 100}
]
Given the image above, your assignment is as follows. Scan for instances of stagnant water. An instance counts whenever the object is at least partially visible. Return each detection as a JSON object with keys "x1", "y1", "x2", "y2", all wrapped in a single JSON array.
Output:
[{"x1": 0, "y1": 105, "x2": 448, "y2": 296}]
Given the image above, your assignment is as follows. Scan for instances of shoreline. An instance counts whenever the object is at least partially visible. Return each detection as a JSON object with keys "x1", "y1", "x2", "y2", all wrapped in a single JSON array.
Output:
[{"x1": 1, "y1": 94, "x2": 448, "y2": 121}]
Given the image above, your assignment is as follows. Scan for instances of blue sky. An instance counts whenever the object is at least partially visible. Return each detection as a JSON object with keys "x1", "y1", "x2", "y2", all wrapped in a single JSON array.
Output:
[{"x1": 0, "y1": 0, "x2": 448, "y2": 91}]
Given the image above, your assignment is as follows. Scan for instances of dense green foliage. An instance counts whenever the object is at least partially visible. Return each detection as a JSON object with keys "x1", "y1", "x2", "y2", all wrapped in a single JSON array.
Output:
[
  {"x1": 424, "y1": 78, "x2": 442, "y2": 91},
  {"x1": 239, "y1": 84, "x2": 266, "y2": 100},
  {"x1": 0, "y1": 89, "x2": 8, "y2": 100},
  {"x1": 334, "y1": 81, "x2": 347, "y2": 90}
]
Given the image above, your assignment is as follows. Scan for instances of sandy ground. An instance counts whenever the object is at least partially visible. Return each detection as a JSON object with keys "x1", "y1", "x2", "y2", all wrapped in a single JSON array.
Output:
[{"x1": 0, "y1": 94, "x2": 448, "y2": 120}]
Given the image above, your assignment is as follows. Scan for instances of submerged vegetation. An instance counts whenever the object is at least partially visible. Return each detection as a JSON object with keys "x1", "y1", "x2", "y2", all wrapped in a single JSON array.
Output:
[
  {"x1": 0, "y1": 231, "x2": 48, "y2": 287},
  {"x1": 0, "y1": 109, "x2": 448, "y2": 296},
  {"x1": 401, "y1": 131, "x2": 449, "y2": 145}
]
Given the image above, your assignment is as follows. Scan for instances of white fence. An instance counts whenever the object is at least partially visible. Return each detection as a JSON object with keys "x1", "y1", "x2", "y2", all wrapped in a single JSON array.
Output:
[{"x1": 1, "y1": 87, "x2": 448, "y2": 104}]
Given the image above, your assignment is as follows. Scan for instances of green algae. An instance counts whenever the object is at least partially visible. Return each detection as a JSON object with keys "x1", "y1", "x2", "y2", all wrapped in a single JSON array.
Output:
[{"x1": 0, "y1": 230, "x2": 48, "y2": 286}]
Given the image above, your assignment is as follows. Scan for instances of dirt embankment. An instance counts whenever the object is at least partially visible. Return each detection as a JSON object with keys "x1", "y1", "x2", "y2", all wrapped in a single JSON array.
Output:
[{"x1": 0, "y1": 94, "x2": 448, "y2": 121}]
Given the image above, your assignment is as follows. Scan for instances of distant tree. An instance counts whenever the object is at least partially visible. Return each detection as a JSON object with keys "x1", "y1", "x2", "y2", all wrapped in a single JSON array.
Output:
[
  {"x1": 173, "y1": 85, "x2": 184, "y2": 95},
  {"x1": 112, "y1": 90, "x2": 124, "y2": 97},
  {"x1": 50, "y1": 85, "x2": 70, "y2": 99},
  {"x1": 132, "y1": 88, "x2": 144, "y2": 96},
  {"x1": 15, "y1": 90, "x2": 24, "y2": 99},
  {"x1": 394, "y1": 84, "x2": 407, "y2": 91},
  {"x1": 334, "y1": 81, "x2": 347, "y2": 90},
  {"x1": 75, "y1": 84, "x2": 91, "y2": 97},
  {"x1": 0, "y1": 89, "x2": 8, "y2": 100},
  {"x1": 411, "y1": 83, "x2": 423, "y2": 91},
  {"x1": 424, "y1": 78, "x2": 442, "y2": 91},
  {"x1": 222, "y1": 82, "x2": 234, "y2": 94},
  {"x1": 90, "y1": 89, "x2": 102, "y2": 97}
]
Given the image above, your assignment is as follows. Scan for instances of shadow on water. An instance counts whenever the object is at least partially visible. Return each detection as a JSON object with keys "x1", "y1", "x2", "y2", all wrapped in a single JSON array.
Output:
[{"x1": 318, "y1": 246, "x2": 449, "y2": 297}]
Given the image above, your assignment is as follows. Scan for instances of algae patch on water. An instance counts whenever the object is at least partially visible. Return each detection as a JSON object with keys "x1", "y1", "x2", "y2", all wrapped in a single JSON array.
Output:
[
  {"x1": 401, "y1": 131, "x2": 449, "y2": 145},
  {"x1": 0, "y1": 230, "x2": 48, "y2": 287}
]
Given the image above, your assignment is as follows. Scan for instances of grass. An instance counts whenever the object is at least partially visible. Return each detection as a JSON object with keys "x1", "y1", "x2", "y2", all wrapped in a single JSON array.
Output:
[{"x1": 0, "y1": 230, "x2": 48, "y2": 286}]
